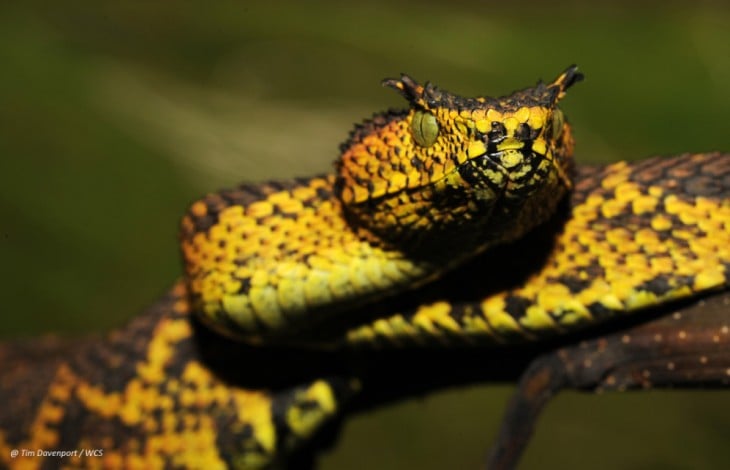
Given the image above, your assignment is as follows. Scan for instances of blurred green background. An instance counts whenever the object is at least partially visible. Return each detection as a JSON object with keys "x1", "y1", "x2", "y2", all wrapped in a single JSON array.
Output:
[{"x1": 1, "y1": 1, "x2": 729, "y2": 468}]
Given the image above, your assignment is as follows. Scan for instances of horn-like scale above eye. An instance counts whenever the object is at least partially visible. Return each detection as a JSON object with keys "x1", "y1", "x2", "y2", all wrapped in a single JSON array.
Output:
[{"x1": 411, "y1": 110, "x2": 439, "y2": 147}]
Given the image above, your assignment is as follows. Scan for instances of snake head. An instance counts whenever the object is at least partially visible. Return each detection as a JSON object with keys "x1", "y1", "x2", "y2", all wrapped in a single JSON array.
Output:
[{"x1": 336, "y1": 66, "x2": 582, "y2": 257}]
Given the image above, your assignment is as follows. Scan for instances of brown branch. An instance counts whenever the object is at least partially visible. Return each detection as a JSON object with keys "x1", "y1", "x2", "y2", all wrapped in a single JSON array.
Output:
[{"x1": 485, "y1": 290, "x2": 730, "y2": 470}]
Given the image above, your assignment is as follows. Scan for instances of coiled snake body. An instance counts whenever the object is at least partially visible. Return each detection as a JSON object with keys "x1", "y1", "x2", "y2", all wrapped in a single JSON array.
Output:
[{"x1": 1, "y1": 67, "x2": 729, "y2": 469}]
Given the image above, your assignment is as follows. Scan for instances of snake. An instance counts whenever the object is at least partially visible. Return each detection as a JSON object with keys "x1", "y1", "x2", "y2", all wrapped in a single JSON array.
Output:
[{"x1": 1, "y1": 66, "x2": 729, "y2": 469}]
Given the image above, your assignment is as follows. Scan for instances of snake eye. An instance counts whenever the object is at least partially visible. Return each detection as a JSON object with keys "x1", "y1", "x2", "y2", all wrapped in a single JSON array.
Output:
[
  {"x1": 547, "y1": 109, "x2": 565, "y2": 140},
  {"x1": 411, "y1": 110, "x2": 439, "y2": 147}
]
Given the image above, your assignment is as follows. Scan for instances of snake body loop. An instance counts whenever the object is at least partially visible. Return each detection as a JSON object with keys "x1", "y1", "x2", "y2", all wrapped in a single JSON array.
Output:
[{"x1": 181, "y1": 67, "x2": 582, "y2": 342}]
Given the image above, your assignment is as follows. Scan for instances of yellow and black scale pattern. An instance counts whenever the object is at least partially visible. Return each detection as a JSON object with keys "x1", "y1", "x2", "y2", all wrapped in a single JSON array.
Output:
[{"x1": 1, "y1": 67, "x2": 729, "y2": 469}]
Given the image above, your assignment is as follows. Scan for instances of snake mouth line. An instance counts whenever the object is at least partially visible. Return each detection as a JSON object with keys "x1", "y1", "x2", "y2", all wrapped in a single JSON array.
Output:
[{"x1": 462, "y1": 143, "x2": 550, "y2": 188}]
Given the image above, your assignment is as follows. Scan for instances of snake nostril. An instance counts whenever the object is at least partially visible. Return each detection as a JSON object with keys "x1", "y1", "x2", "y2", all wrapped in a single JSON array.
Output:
[
  {"x1": 488, "y1": 121, "x2": 507, "y2": 143},
  {"x1": 515, "y1": 123, "x2": 533, "y2": 141}
]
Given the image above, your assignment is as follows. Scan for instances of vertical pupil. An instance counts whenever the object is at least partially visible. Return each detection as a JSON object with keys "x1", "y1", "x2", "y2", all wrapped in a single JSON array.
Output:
[{"x1": 418, "y1": 115, "x2": 426, "y2": 141}]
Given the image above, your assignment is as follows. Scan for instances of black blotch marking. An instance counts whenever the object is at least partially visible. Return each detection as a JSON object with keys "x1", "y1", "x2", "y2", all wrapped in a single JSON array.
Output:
[
  {"x1": 640, "y1": 275, "x2": 673, "y2": 296},
  {"x1": 447, "y1": 304, "x2": 469, "y2": 324},
  {"x1": 215, "y1": 419, "x2": 259, "y2": 464},
  {"x1": 638, "y1": 274, "x2": 695, "y2": 296},
  {"x1": 504, "y1": 295, "x2": 532, "y2": 319},
  {"x1": 316, "y1": 187, "x2": 331, "y2": 200},
  {"x1": 555, "y1": 274, "x2": 592, "y2": 294},
  {"x1": 352, "y1": 173, "x2": 368, "y2": 187},
  {"x1": 458, "y1": 162, "x2": 482, "y2": 186},
  {"x1": 192, "y1": 214, "x2": 217, "y2": 234},
  {"x1": 586, "y1": 301, "x2": 615, "y2": 320},
  {"x1": 237, "y1": 276, "x2": 252, "y2": 295}
]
